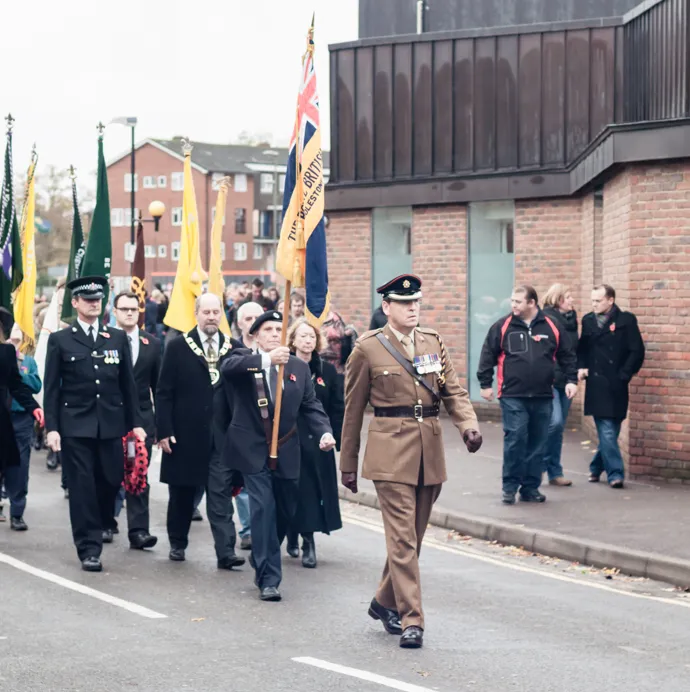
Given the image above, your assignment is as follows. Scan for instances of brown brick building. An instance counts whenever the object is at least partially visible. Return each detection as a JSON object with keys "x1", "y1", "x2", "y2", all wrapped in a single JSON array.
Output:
[
  {"x1": 325, "y1": 0, "x2": 690, "y2": 482},
  {"x1": 107, "y1": 139, "x2": 329, "y2": 293}
]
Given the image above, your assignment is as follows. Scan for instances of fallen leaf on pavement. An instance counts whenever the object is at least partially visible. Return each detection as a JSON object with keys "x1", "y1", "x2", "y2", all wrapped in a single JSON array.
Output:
[
  {"x1": 581, "y1": 440, "x2": 591, "y2": 445},
  {"x1": 416, "y1": 671, "x2": 430, "y2": 678},
  {"x1": 191, "y1": 618, "x2": 206, "y2": 622}
]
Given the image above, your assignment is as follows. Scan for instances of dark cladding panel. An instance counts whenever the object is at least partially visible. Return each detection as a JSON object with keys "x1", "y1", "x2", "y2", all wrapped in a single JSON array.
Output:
[
  {"x1": 330, "y1": 50, "x2": 339, "y2": 182},
  {"x1": 413, "y1": 42, "x2": 434, "y2": 175},
  {"x1": 496, "y1": 34, "x2": 519, "y2": 169},
  {"x1": 518, "y1": 33, "x2": 542, "y2": 166},
  {"x1": 373, "y1": 45, "x2": 394, "y2": 179},
  {"x1": 453, "y1": 38, "x2": 474, "y2": 172},
  {"x1": 566, "y1": 30, "x2": 592, "y2": 161},
  {"x1": 394, "y1": 43, "x2": 413, "y2": 177},
  {"x1": 542, "y1": 31, "x2": 566, "y2": 165},
  {"x1": 474, "y1": 37, "x2": 496, "y2": 170},
  {"x1": 590, "y1": 28, "x2": 616, "y2": 139},
  {"x1": 336, "y1": 49, "x2": 356, "y2": 183},
  {"x1": 356, "y1": 46, "x2": 374, "y2": 180},
  {"x1": 433, "y1": 40, "x2": 454, "y2": 174}
]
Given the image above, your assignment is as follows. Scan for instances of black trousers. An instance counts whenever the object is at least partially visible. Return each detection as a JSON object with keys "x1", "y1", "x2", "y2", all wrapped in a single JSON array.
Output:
[
  {"x1": 166, "y1": 485, "x2": 197, "y2": 550},
  {"x1": 244, "y1": 465, "x2": 299, "y2": 589},
  {"x1": 125, "y1": 440, "x2": 153, "y2": 539},
  {"x1": 205, "y1": 451, "x2": 237, "y2": 561},
  {"x1": 61, "y1": 437, "x2": 122, "y2": 561}
]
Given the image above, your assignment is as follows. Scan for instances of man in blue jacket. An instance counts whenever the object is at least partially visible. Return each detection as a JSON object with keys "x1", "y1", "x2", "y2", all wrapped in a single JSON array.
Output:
[{"x1": 478, "y1": 285, "x2": 578, "y2": 505}]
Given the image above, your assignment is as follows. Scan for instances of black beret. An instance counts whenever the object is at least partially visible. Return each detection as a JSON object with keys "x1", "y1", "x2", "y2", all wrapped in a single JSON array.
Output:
[
  {"x1": 67, "y1": 275, "x2": 107, "y2": 300},
  {"x1": 376, "y1": 274, "x2": 422, "y2": 302},
  {"x1": 249, "y1": 310, "x2": 283, "y2": 335},
  {"x1": 0, "y1": 307, "x2": 13, "y2": 338}
]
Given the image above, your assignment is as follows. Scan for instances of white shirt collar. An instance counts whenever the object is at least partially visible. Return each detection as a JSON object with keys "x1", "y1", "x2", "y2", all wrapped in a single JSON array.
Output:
[
  {"x1": 125, "y1": 326, "x2": 139, "y2": 340},
  {"x1": 77, "y1": 318, "x2": 99, "y2": 336},
  {"x1": 197, "y1": 326, "x2": 220, "y2": 350}
]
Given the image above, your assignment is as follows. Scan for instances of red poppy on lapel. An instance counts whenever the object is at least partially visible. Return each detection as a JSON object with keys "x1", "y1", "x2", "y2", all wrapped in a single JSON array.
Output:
[
  {"x1": 289, "y1": 373, "x2": 297, "y2": 382},
  {"x1": 100, "y1": 332, "x2": 111, "y2": 339},
  {"x1": 316, "y1": 377, "x2": 325, "y2": 386},
  {"x1": 140, "y1": 336, "x2": 149, "y2": 345},
  {"x1": 609, "y1": 323, "x2": 616, "y2": 333}
]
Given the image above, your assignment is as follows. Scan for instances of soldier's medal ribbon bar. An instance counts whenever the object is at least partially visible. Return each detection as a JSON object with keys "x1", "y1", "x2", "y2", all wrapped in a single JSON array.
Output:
[{"x1": 413, "y1": 353, "x2": 442, "y2": 375}]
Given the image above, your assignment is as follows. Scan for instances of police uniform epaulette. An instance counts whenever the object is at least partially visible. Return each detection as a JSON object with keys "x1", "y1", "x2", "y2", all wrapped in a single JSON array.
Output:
[{"x1": 356, "y1": 328, "x2": 384, "y2": 343}]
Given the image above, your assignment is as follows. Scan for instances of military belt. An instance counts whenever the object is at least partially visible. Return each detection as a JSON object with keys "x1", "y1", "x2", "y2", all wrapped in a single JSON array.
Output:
[{"x1": 374, "y1": 405, "x2": 440, "y2": 421}]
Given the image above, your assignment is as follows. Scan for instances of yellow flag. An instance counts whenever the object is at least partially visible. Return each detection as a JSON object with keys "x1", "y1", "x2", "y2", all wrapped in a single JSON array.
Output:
[
  {"x1": 208, "y1": 177, "x2": 230, "y2": 335},
  {"x1": 164, "y1": 142, "x2": 207, "y2": 333},
  {"x1": 13, "y1": 153, "x2": 38, "y2": 349}
]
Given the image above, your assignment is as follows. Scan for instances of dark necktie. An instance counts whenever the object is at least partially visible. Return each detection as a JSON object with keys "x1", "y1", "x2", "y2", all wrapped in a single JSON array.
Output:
[
  {"x1": 269, "y1": 365, "x2": 279, "y2": 403},
  {"x1": 128, "y1": 335, "x2": 135, "y2": 365},
  {"x1": 88, "y1": 326, "x2": 94, "y2": 342}
]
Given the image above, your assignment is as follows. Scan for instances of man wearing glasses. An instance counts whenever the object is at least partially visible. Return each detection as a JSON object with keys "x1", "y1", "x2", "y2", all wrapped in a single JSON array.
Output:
[{"x1": 112, "y1": 291, "x2": 161, "y2": 550}]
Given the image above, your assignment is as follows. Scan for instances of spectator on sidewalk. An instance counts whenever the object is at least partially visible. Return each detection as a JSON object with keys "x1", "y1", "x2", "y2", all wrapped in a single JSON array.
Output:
[
  {"x1": 290, "y1": 291, "x2": 306, "y2": 322},
  {"x1": 478, "y1": 285, "x2": 578, "y2": 505},
  {"x1": 577, "y1": 285, "x2": 645, "y2": 489},
  {"x1": 542, "y1": 284, "x2": 579, "y2": 487},
  {"x1": 369, "y1": 304, "x2": 387, "y2": 331},
  {"x1": 240, "y1": 278, "x2": 272, "y2": 311}
]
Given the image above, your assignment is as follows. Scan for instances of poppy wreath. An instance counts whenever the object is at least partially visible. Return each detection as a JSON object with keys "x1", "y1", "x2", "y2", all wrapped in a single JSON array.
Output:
[{"x1": 122, "y1": 432, "x2": 149, "y2": 495}]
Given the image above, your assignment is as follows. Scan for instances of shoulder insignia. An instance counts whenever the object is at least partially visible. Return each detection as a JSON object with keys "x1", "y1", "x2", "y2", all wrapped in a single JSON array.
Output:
[
  {"x1": 357, "y1": 328, "x2": 383, "y2": 343},
  {"x1": 416, "y1": 326, "x2": 440, "y2": 336}
]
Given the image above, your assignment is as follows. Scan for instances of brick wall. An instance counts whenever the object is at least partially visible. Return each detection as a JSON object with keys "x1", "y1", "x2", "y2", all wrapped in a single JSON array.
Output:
[
  {"x1": 326, "y1": 211, "x2": 372, "y2": 332},
  {"x1": 412, "y1": 205, "x2": 469, "y2": 386}
]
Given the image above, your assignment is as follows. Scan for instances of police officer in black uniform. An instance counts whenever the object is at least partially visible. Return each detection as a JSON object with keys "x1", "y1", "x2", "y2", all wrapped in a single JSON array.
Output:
[{"x1": 44, "y1": 276, "x2": 145, "y2": 572}]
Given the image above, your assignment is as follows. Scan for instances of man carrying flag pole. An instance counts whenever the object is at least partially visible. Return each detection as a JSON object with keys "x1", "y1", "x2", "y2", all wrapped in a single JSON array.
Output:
[
  {"x1": 208, "y1": 177, "x2": 231, "y2": 336},
  {"x1": 61, "y1": 166, "x2": 86, "y2": 323}
]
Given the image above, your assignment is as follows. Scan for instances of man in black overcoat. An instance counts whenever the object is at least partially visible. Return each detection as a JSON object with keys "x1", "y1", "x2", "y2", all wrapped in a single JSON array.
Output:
[
  {"x1": 220, "y1": 310, "x2": 335, "y2": 602},
  {"x1": 577, "y1": 284, "x2": 645, "y2": 489},
  {"x1": 112, "y1": 291, "x2": 161, "y2": 549},
  {"x1": 156, "y1": 293, "x2": 245, "y2": 568},
  {"x1": 44, "y1": 277, "x2": 145, "y2": 572}
]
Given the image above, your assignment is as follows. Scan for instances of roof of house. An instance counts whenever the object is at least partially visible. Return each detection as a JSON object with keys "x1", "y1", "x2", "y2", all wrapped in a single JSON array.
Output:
[{"x1": 107, "y1": 137, "x2": 330, "y2": 174}]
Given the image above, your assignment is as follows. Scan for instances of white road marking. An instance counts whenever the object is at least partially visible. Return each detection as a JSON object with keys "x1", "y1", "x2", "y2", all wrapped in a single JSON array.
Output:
[
  {"x1": 293, "y1": 657, "x2": 436, "y2": 692},
  {"x1": 342, "y1": 515, "x2": 690, "y2": 611},
  {"x1": 0, "y1": 552, "x2": 167, "y2": 619}
]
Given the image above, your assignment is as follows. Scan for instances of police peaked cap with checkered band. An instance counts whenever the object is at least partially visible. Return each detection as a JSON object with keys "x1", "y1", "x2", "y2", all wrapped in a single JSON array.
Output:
[
  {"x1": 67, "y1": 275, "x2": 107, "y2": 300},
  {"x1": 376, "y1": 274, "x2": 422, "y2": 302},
  {"x1": 249, "y1": 310, "x2": 283, "y2": 335}
]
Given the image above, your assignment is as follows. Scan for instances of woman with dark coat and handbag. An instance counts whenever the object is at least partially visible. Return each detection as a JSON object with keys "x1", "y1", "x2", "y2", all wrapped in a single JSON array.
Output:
[{"x1": 285, "y1": 318, "x2": 344, "y2": 568}]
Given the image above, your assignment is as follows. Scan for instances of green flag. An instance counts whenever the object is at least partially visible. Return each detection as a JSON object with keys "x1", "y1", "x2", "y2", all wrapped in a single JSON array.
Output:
[
  {"x1": 80, "y1": 132, "x2": 112, "y2": 311},
  {"x1": 0, "y1": 123, "x2": 23, "y2": 314},
  {"x1": 61, "y1": 168, "x2": 86, "y2": 321}
]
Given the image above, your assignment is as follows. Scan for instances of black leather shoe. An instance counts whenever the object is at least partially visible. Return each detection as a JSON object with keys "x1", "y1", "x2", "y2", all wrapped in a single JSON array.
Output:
[
  {"x1": 400, "y1": 626, "x2": 424, "y2": 649},
  {"x1": 240, "y1": 535, "x2": 252, "y2": 550},
  {"x1": 502, "y1": 491, "x2": 516, "y2": 505},
  {"x1": 46, "y1": 452, "x2": 59, "y2": 470},
  {"x1": 81, "y1": 556, "x2": 102, "y2": 572},
  {"x1": 260, "y1": 586, "x2": 282, "y2": 602},
  {"x1": 102, "y1": 529, "x2": 114, "y2": 543},
  {"x1": 218, "y1": 553, "x2": 246, "y2": 570},
  {"x1": 610, "y1": 479, "x2": 625, "y2": 489},
  {"x1": 301, "y1": 534, "x2": 317, "y2": 569},
  {"x1": 169, "y1": 548, "x2": 186, "y2": 562},
  {"x1": 192, "y1": 508, "x2": 203, "y2": 522},
  {"x1": 520, "y1": 491, "x2": 546, "y2": 503},
  {"x1": 368, "y1": 598, "x2": 402, "y2": 635},
  {"x1": 286, "y1": 529, "x2": 299, "y2": 558},
  {"x1": 129, "y1": 533, "x2": 158, "y2": 550},
  {"x1": 10, "y1": 516, "x2": 28, "y2": 531}
]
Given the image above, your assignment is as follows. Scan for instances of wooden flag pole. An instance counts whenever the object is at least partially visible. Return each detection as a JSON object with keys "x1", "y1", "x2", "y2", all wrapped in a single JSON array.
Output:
[{"x1": 269, "y1": 280, "x2": 292, "y2": 462}]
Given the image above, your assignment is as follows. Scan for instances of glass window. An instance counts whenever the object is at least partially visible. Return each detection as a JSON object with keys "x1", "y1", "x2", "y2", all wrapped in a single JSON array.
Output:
[
  {"x1": 171, "y1": 242, "x2": 180, "y2": 261},
  {"x1": 171, "y1": 207, "x2": 183, "y2": 226},
  {"x1": 234, "y1": 174, "x2": 248, "y2": 193},
  {"x1": 371, "y1": 207, "x2": 412, "y2": 310},
  {"x1": 157, "y1": 175, "x2": 167, "y2": 188},
  {"x1": 235, "y1": 208, "x2": 247, "y2": 234},
  {"x1": 234, "y1": 242, "x2": 247, "y2": 261},
  {"x1": 468, "y1": 201, "x2": 515, "y2": 401},
  {"x1": 212, "y1": 173, "x2": 225, "y2": 191},
  {"x1": 124, "y1": 174, "x2": 138, "y2": 192},
  {"x1": 260, "y1": 173, "x2": 274, "y2": 194},
  {"x1": 253, "y1": 244, "x2": 263, "y2": 260},
  {"x1": 158, "y1": 245, "x2": 167, "y2": 258},
  {"x1": 124, "y1": 242, "x2": 135, "y2": 262},
  {"x1": 220, "y1": 242, "x2": 226, "y2": 261},
  {"x1": 145, "y1": 245, "x2": 156, "y2": 259},
  {"x1": 171, "y1": 172, "x2": 184, "y2": 191},
  {"x1": 143, "y1": 176, "x2": 156, "y2": 189},
  {"x1": 111, "y1": 209, "x2": 124, "y2": 227}
]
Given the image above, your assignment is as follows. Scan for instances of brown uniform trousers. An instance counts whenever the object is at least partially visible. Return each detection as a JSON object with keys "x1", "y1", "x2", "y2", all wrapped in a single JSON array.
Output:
[{"x1": 340, "y1": 324, "x2": 478, "y2": 629}]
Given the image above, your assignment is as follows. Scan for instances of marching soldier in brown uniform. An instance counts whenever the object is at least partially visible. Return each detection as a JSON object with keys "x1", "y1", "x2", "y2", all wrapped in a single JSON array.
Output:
[{"x1": 340, "y1": 274, "x2": 482, "y2": 649}]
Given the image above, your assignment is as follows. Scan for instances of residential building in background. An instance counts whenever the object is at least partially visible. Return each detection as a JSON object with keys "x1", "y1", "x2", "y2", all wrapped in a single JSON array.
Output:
[
  {"x1": 326, "y1": 0, "x2": 690, "y2": 483},
  {"x1": 107, "y1": 138, "x2": 329, "y2": 292}
]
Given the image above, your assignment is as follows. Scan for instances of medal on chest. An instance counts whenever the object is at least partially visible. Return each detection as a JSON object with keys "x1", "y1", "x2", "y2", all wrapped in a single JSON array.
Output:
[
  {"x1": 413, "y1": 353, "x2": 442, "y2": 375},
  {"x1": 104, "y1": 349, "x2": 120, "y2": 364}
]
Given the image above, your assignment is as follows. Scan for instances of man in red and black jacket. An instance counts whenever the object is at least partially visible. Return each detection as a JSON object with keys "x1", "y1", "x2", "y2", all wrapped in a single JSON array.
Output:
[{"x1": 477, "y1": 285, "x2": 578, "y2": 505}]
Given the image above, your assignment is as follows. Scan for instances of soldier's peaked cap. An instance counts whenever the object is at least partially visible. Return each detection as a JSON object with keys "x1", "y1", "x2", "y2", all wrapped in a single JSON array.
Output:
[
  {"x1": 249, "y1": 310, "x2": 283, "y2": 335},
  {"x1": 67, "y1": 275, "x2": 107, "y2": 300},
  {"x1": 376, "y1": 274, "x2": 422, "y2": 302}
]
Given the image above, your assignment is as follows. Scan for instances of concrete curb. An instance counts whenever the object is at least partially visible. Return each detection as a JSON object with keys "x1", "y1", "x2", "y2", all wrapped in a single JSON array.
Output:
[{"x1": 338, "y1": 487, "x2": 690, "y2": 588}]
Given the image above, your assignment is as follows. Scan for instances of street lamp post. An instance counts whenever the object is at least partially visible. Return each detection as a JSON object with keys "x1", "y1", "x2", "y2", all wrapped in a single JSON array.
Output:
[{"x1": 110, "y1": 116, "x2": 138, "y2": 248}]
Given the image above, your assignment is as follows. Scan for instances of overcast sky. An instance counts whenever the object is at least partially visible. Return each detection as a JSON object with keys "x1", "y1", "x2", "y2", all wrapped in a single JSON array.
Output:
[{"x1": 0, "y1": 0, "x2": 358, "y2": 195}]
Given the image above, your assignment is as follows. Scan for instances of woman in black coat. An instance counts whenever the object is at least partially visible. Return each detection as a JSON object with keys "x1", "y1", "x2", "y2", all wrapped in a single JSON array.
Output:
[
  {"x1": 541, "y1": 285, "x2": 579, "y2": 487},
  {"x1": 286, "y1": 318, "x2": 344, "y2": 568}
]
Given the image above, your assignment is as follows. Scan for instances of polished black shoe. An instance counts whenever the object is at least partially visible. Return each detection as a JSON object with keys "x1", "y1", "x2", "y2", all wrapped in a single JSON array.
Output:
[
  {"x1": 502, "y1": 491, "x2": 516, "y2": 505},
  {"x1": 10, "y1": 516, "x2": 28, "y2": 531},
  {"x1": 217, "y1": 553, "x2": 246, "y2": 570},
  {"x1": 240, "y1": 535, "x2": 252, "y2": 551},
  {"x1": 520, "y1": 491, "x2": 546, "y2": 503},
  {"x1": 46, "y1": 452, "x2": 59, "y2": 470},
  {"x1": 260, "y1": 586, "x2": 282, "y2": 602},
  {"x1": 368, "y1": 598, "x2": 403, "y2": 635},
  {"x1": 301, "y1": 534, "x2": 317, "y2": 569},
  {"x1": 169, "y1": 548, "x2": 186, "y2": 562},
  {"x1": 102, "y1": 529, "x2": 114, "y2": 543},
  {"x1": 192, "y1": 508, "x2": 203, "y2": 522},
  {"x1": 400, "y1": 626, "x2": 424, "y2": 649},
  {"x1": 81, "y1": 556, "x2": 102, "y2": 572},
  {"x1": 286, "y1": 529, "x2": 299, "y2": 558},
  {"x1": 129, "y1": 533, "x2": 158, "y2": 550},
  {"x1": 610, "y1": 479, "x2": 625, "y2": 489},
  {"x1": 287, "y1": 543, "x2": 299, "y2": 558}
]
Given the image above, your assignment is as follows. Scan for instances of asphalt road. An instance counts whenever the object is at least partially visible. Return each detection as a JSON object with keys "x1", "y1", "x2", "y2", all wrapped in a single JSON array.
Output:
[{"x1": 1, "y1": 453, "x2": 689, "y2": 692}]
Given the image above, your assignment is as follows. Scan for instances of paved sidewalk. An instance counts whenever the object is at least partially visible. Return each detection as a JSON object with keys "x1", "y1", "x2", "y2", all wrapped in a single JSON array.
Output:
[{"x1": 339, "y1": 414, "x2": 690, "y2": 587}]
